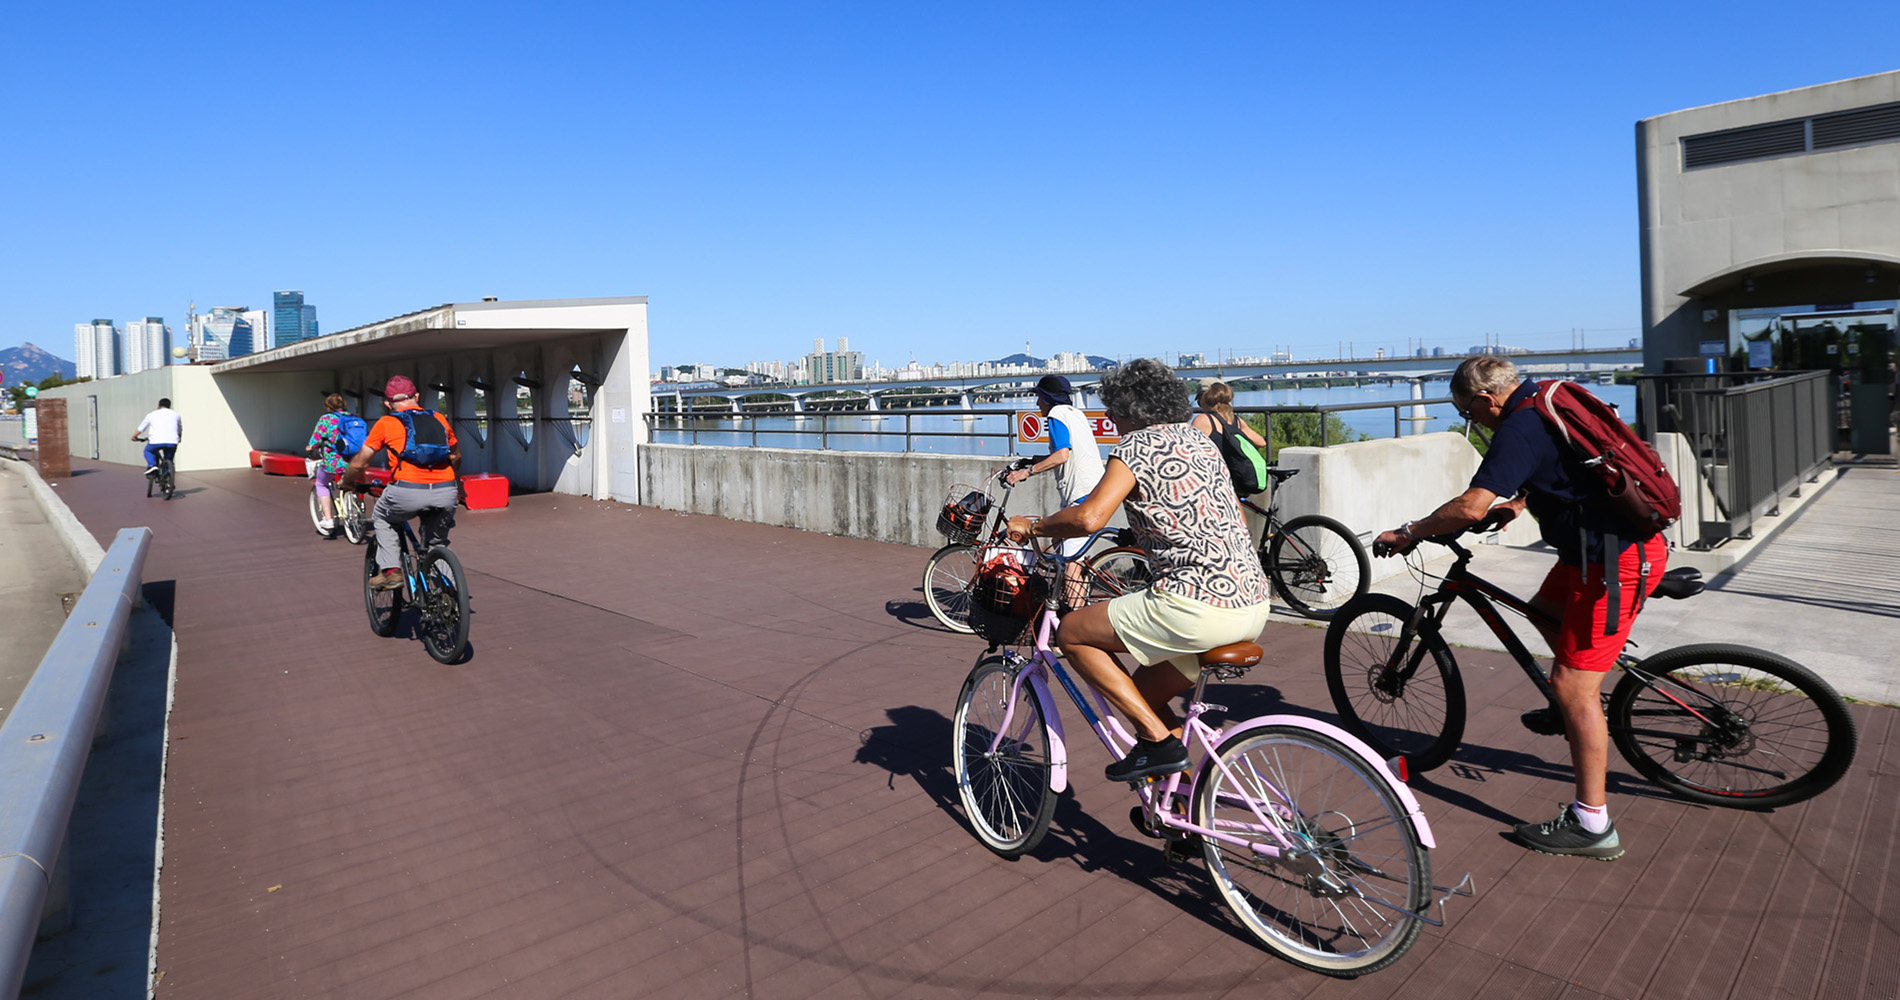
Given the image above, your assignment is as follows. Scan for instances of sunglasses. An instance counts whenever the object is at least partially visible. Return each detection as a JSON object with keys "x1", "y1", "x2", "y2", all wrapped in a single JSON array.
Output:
[{"x1": 1454, "y1": 393, "x2": 1490, "y2": 420}]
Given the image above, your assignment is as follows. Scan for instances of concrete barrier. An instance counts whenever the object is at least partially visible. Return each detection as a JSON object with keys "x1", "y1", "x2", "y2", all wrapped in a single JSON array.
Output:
[{"x1": 639, "y1": 434, "x2": 1538, "y2": 570}]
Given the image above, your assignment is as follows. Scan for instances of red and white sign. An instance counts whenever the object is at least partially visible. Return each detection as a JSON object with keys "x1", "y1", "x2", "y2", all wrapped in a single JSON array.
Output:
[{"x1": 1015, "y1": 409, "x2": 1121, "y2": 445}]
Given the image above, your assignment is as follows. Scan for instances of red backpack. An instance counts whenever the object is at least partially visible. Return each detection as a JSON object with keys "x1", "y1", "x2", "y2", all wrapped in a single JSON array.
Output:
[{"x1": 1518, "y1": 380, "x2": 1681, "y2": 537}]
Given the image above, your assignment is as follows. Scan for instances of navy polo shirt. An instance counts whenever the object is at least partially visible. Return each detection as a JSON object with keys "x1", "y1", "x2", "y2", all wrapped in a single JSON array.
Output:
[{"x1": 1468, "y1": 381, "x2": 1624, "y2": 565}]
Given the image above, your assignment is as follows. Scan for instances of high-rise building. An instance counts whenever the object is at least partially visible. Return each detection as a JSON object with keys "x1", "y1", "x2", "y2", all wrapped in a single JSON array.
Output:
[
  {"x1": 125, "y1": 317, "x2": 172, "y2": 374},
  {"x1": 273, "y1": 290, "x2": 317, "y2": 348},
  {"x1": 802, "y1": 338, "x2": 864, "y2": 384},
  {"x1": 74, "y1": 319, "x2": 121, "y2": 379},
  {"x1": 193, "y1": 307, "x2": 256, "y2": 361},
  {"x1": 242, "y1": 309, "x2": 269, "y2": 348}
]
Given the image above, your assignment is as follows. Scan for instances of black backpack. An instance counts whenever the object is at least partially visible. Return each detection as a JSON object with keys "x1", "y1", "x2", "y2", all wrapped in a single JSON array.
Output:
[
  {"x1": 1205, "y1": 410, "x2": 1268, "y2": 496},
  {"x1": 395, "y1": 410, "x2": 453, "y2": 467}
]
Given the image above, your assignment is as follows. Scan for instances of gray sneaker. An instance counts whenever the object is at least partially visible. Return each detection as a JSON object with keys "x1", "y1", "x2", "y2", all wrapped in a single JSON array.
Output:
[{"x1": 1513, "y1": 806, "x2": 1624, "y2": 861}]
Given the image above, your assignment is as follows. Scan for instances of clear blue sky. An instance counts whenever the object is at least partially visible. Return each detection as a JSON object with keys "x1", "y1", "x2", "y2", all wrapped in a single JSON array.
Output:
[{"x1": 5, "y1": 2, "x2": 1898, "y2": 368}]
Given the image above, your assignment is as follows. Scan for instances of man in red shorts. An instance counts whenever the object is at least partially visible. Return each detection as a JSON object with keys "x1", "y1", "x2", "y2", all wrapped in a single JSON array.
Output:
[{"x1": 1373, "y1": 356, "x2": 1666, "y2": 861}]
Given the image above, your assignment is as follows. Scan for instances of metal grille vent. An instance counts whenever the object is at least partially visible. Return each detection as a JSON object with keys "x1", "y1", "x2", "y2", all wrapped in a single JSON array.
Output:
[
  {"x1": 1812, "y1": 102, "x2": 1900, "y2": 150},
  {"x1": 1682, "y1": 100, "x2": 1900, "y2": 169},
  {"x1": 1682, "y1": 121, "x2": 1807, "y2": 168}
]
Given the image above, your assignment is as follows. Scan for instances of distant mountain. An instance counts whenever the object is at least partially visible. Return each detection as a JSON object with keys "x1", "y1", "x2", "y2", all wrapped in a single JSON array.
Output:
[
  {"x1": 990, "y1": 353, "x2": 1117, "y2": 369},
  {"x1": 0, "y1": 343, "x2": 75, "y2": 386}
]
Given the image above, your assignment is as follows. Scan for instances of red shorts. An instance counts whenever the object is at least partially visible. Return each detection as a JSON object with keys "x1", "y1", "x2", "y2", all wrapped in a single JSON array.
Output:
[{"x1": 1534, "y1": 535, "x2": 1668, "y2": 672}]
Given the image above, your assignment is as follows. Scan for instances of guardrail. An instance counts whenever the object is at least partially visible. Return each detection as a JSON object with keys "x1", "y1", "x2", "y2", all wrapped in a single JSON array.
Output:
[
  {"x1": 1637, "y1": 371, "x2": 1834, "y2": 548},
  {"x1": 645, "y1": 397, "x2": 1460, "y2": 456},
  {"x1": 0, "y1": 527, "x2": 151, "y2": 999}
]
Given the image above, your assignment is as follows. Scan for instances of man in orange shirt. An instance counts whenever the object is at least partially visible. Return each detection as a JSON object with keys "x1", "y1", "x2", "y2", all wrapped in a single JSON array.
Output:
[{"x1": 342, "y1": 375, "x2": 461, "y2": 590}]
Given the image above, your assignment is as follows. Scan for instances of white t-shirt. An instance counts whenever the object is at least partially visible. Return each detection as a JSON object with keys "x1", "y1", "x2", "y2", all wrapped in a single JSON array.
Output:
[
  {"x1": 137, "y1": 409, "x2": 183, "y2": 446},
  {"x1": 1045, "y1": 403, "x2": 1104, "y2": 506}
]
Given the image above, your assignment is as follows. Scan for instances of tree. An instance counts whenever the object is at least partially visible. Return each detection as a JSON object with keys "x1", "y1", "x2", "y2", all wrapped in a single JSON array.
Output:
[
  {"x1": 4, "y1": 373, "x2": 88, "y2": 413},
  {"x1": 1243, "y1": 411, "x2": 1368, "y2": 460}
]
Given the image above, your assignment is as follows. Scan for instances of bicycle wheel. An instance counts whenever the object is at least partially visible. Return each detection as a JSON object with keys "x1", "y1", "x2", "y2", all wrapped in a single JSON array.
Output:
[
  {"x1": 417, "y1": 546, "x2": 472, "y2": 665},
  {"x1": 308, "y1": 485, "x2": 326, "y2": 533},
  {"x1": 952, "y1": 653, "x2": 1056, "y2": 858},
  {"x1": 923, "y1": 543, "x2": 980, "y2": 633},
  {"x1": 1265, "y1": 515, "x2": 1370, "y2": 619},
  {"x1": 1323, "y1": 594, "x2": 1465, "y2": 772},
  {"x1": 340, "y1": 492, "x2": 370, "y2": 545},
  {"x1": 364, "y1": 543, "x2": 401, "y2": 637},
  {"x1": 161, "y1": 465, "x2": 175, "y2": 500},
  {"x1": 1083, "y1": 545, "x2": 1154, "y2": 602},
  {"x1": 1196, "y1": 724, "x2": 1429, "y2": 977},
  {"x1": 1608, "y1": 643, "x2": 1857, "y2": 808}
]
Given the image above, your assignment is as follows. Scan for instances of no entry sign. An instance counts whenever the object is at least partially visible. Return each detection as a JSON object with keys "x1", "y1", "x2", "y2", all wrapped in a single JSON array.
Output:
[{"x1": 1015, "y1": 410, "x2": 1121, "y2": 445}]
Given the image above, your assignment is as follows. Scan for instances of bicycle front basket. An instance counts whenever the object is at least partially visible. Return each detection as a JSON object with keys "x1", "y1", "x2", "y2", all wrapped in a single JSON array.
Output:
[
  {"x1": 936, "y1": 485, "x2": 993, "y2": 544},
  {"x1": 968, "y1": 544, "x2": 1050, "y2": 645}
]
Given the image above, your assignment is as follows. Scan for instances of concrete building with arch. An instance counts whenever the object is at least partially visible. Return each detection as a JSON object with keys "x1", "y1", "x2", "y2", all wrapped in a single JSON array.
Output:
[{"x1": 1638, "y1": 70, "x2": 1900, "y2": 399}]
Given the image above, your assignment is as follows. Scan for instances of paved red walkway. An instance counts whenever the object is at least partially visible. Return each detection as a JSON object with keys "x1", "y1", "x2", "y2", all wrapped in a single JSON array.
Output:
[{"x1": 53, "y1": 459, "x2": 1900, "y2": 999}]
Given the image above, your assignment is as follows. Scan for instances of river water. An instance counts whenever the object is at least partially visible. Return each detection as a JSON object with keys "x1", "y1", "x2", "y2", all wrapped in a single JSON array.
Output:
[{"x1": 648, "y1": 379, "x2": 1637, "y2": 457}]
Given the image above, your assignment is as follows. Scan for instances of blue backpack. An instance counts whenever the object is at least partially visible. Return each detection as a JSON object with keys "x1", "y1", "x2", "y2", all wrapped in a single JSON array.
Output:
[
  {"x1": 394, "y1": 409, "x2": 453, "y2": 467},
  {"x1": 333, "y1": 413, "x2": 370, "y2": 458}
]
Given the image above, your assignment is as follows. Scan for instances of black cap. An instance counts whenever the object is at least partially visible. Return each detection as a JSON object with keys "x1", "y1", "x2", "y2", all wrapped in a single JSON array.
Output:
[{"x1": 1033, "y1": 374, "x2": 1073, "y2": 406}]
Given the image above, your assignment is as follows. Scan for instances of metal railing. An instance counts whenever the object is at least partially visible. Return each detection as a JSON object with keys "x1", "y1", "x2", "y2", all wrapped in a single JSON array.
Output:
[
  {"x1": 1636, "y1": 371, "x2": 1833, "y2": 548},
  {"x1": 0, "y1": 528, "x2": 151, "y2": 999},
  {"x1": 645, "y1": 397, "x2": 1459, "y2": 456}
]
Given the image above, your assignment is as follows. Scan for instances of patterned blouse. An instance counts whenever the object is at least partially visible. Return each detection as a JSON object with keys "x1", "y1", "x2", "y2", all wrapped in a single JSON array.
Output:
[
  {"x1": 1111, "y1": 422, "x2": 1272, "y2": 610},
  {"x1": 306, "y1": 412, "x2": 349, "y2": 475}
]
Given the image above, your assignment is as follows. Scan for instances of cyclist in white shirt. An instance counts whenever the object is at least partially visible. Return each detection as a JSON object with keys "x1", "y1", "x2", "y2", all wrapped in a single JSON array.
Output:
[
  {"x1": 133, "y1": 398, "x2": 182, "y2": 475},
  {"x1": 1004, "y1": 374, "x2": 1105, "y2": 557}
]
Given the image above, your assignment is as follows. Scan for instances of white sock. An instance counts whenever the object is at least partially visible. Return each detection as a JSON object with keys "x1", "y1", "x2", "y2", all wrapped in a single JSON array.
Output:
[{"x1": 1572, "y1": 800, "x2": 1610, "y2": 834}]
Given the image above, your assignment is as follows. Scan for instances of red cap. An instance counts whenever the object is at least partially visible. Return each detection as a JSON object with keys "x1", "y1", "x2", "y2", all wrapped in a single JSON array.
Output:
[{"x1": 384, "y1": 375, "x2": 418, "y2": 400}]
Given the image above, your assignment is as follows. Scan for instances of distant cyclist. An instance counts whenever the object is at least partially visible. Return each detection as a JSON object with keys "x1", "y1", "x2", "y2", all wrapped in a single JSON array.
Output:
[
  {"x1": 305, "y1": 394, "x2": 359, "y2": 534},
  {"x1": 341, "y1": 376, "x2": 460, "y2": 591},
  {"x1": 132, "y1": 398, "x2": 182, "y2": 475},
  {"x1": 1372, "y1": 356, "x2": 1667, "y2": 861}
]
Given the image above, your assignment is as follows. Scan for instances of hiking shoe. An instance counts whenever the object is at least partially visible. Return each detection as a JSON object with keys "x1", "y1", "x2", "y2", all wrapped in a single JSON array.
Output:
[
  {"x1": 369, "y1": 569, "x2": 404, "y2": 591},
  {"x1": 1105, "y1": 735, "x2": 1190, "y2": 783},
  {"x1": 1513, "y1": 806, "x2": 1624, "y2": 860},
  {"x1": 1520, "y1": 707, "x2": 1565, "y2": 736},
  {"x1": 144, "y1": 466, "x2": 160, "y2": 476}
]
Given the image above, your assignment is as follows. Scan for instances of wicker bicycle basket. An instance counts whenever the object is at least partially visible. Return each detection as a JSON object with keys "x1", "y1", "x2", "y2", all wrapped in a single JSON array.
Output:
[
  {"x1": 935, "y1": 484, "x2": 993, "y2": 545},
  {"x1": 968, "y1": 544, "x2": 1056, "y2": 646}
]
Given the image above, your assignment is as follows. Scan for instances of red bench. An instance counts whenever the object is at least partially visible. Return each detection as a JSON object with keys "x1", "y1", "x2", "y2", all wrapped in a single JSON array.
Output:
[
  {"x1": 462, "y1": 473, "x2": 509, "y2": 509},
  {"x1": 259, "y1": 452, "x2": 307, "y2": 477}
]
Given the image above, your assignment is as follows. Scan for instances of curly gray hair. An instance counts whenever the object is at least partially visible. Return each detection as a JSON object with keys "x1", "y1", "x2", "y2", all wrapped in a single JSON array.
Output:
[{"x1": 1099, "y1": 358, "x2": 1191, "y2": 426}]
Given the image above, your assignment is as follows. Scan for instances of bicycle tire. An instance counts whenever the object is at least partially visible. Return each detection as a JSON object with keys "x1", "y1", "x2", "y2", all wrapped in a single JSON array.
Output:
[
  {"x1": 308, "y1": 485, "x2": 327, "y2": 533},
  {"x1": 417, "y1": 546, "x2": 472, "y2": 664},
  {"x1": 923, "y1": 543, "x2": 980, "y2": 633},
  {"x1": 1608, "y1": 643, "x2": 1857, "y2": 809},
  {"x1": 340, "y1": 491, "x2": 370, "y2": 545},
  {"x1": 161, "y1": 464, "x2": 175, "y2": 500},
  {"x1": 952, "y1": 654, "x2": 1056, "y2": 858},
  {"x1": 1082, "y1": 546, "x2": 1154, "y2": 602},
  {"x1": 1323, "y1": 594, "x2": 1466, "y2": 772},
  {"x1": 1266, "y1": 514, "x2": 1370, "y2": 619},
  {"x1": 364, "y1": 543, "x2": 401, "y2": 637},
  {"x1": 1196, "y1": 724, "x2": 1429, "y2": 977}
]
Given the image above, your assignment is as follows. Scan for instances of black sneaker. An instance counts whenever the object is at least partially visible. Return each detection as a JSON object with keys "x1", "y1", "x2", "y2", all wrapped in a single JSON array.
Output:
[
  {"x1": 1105, "y1": 735, "x2": 1189, "y2": 783},
  {"x1": 1520, "y1": 707, "x2": 1565, "y2": 736},
  {"x1": 1512, "y1": 806, "x2": 1623, "y2": 860}
]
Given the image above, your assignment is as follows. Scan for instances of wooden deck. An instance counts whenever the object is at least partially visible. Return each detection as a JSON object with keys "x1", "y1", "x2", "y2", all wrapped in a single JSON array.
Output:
[{"x1": 49, "y1": 459, "x2": 1900, "y2": 999}]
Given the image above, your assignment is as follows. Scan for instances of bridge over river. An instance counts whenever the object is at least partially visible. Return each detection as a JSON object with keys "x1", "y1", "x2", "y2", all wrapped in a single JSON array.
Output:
[{"x1": 18, "y1": 453, "x2": 1898, "y2": 999}]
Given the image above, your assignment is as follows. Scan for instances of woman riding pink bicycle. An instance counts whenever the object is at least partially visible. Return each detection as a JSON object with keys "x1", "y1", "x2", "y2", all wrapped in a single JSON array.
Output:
[{"x1": 1006, "y1": 357, "x2": 1273, "y2": 782}]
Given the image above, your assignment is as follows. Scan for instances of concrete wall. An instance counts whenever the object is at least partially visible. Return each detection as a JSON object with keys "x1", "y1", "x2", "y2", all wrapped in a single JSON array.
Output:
[
  {"x1": 1274, "y1": 432, "x2": 1541, "y2": 584},
  {"x1": 639, "y1": 434, "x2": 1540, "y2": 577},
  {"x1": 40, "y1": 366, "x2": 333, "y2": 472},
  {"x1": 1638, "y1": 71, "x2": 1900, "y2": 367}
]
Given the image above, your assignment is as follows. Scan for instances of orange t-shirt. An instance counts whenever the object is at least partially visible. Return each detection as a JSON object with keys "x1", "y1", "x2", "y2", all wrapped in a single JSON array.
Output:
[{"x1": 364, "y1": 410, "x2": 459, "y2": 483}]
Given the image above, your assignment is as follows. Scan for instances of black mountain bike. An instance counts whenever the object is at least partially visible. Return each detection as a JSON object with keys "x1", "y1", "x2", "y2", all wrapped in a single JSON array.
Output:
[
  {"x1": 1322, "y1": 529, "x2": 1857, "y2": 808},
  {"x1": 362, "y1": 499, "x2": 471, "y2": 665},
  {"x1": 138, "y1": 438, "x2": 175, "y2": 500},
  {"x1": 1242, "y1": 467, "x2": 1370, "y2": 619}
]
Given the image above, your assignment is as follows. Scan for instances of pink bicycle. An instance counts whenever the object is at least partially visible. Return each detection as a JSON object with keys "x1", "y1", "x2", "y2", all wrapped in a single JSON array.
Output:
[{"x1": 951, "y1": 547, "x2": 1469, "y2": 976}]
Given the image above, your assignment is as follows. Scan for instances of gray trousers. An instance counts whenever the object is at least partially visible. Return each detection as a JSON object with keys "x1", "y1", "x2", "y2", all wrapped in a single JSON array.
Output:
[{"x1": 373, "y1": 482, "x2": 458, "y2": 572}]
